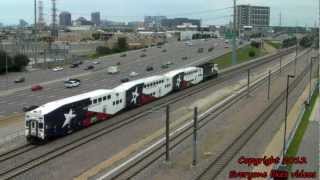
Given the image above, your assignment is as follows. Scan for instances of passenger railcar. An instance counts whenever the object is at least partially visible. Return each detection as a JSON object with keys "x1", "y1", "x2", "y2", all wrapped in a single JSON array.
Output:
[{"x1": 25, "y1": 64, "x2": 218, "y2": 142}]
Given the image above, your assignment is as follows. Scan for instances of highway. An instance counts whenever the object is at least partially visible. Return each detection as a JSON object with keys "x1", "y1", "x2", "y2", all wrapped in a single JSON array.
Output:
[
  {"x1": 0, "y1": 38, "x2": 236, "y2": 117},
  {"x1": 0, "y1": 48, "x2": 307, "y2": 180}
]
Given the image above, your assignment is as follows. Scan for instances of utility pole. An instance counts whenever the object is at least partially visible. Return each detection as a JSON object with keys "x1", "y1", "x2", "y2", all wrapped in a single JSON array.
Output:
[
  {"x1": 34, "y1": 0, "x2": 38, "y2": 64},
  {"x1": 232, "y1": 0, "x2": 237, "y2": 65},
  {"x1": 5, "y1": 49, "x2": 8, "y2": 90}
]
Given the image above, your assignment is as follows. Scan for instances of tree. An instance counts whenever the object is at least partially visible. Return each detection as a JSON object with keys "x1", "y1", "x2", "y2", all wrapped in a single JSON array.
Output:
[
  {"x1": 248, "y1": 50, "x2": 256, "y2": 57},
  {"x1": 0, "y1": 50, "x2": 13, "y2": 74},
  {"x1": 12, "y1": 54, "x2": 30, "y2": 71},
  {"x1": 117, "y1": 37, "x2": 128, "y2": 51},
  {"x1": 92, "y1": 33, "x2": 101, "y2": 40},
  {"x1": 96, "y1": 46, "x2": 111, "y2": 55}
]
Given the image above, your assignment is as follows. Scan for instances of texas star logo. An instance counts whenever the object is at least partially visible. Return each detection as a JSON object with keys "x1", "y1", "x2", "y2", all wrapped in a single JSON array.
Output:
[
  {"x1": 63, "y1": 109, "x2": 76, "y2": 128},
  {"x1": 131, "y1": 88, "x2": 140, "y2": 104}
]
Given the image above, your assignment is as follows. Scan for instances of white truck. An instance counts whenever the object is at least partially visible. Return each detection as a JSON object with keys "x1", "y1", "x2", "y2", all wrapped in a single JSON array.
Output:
[{"x1": 108, "y1": 66, "x2": 119, "y2": 74}]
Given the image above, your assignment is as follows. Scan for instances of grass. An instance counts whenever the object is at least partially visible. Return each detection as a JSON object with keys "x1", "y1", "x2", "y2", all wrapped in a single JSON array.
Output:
[
  {"x1": 285, "y1": 87, "x2": 319, "y2": 170},
  {"x1": 265, "y1": 40, "x2": 282, "y2": 49},
  {"x1": 210, "y1": 44, "x2": 268, "y2": 69}
]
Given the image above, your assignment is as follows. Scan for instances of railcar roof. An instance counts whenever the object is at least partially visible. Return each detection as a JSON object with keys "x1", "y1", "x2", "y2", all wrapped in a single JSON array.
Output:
[{"x1": 31, "y1": 89, "x2": 112, "y2": 115}]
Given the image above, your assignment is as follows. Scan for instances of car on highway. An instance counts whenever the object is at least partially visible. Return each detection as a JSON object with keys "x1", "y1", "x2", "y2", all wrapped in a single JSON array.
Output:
[
  {"x1": 129, "y1": 71, "x2": 139, "y2": 77},
  {"x1": 120, "y1": 77, "x2": 130, "y2": 83},
  {"x1": 108, "y1": 66, "x2": 119, "y2": 74},
  {"x1": 182, "y1": 56, "x2": 188, "y2": 60},
  {"x1": 93, "y1": 61, "x2": 100, "y2": 65},
  {"x1": 198, "y1": 48, "x2": 204, "y2": 53},
  {"x1": 31, "y1": 85, "x2": 43, "y2": 91},
  {"x1": 84, "y1": 65, "x2": 94, "y2": 70},
  {"x1": 14, "y1": 77, "x2": 25, "y2": 83},
  {"x1": 70, "y1": 64, "x2": 79, "y2": 68},
  {"x1": 142, "y1": 49, "x2": 147, "y2": 52},
  {"x1": 52, "y1": 66, "x2": 64, "y2": 71},
  {"x1": 75, "y1": 61, "x2": 83, "y2": 65},
  {"x1": 140, "y1": 53, "x2": 147, "y2": 58},
  {"x1": 166, "y1": 61, "x2": 173, "y2": 65},
  {"x1": 22, "y1": 105, "x2": 39, "y2": 112},
  {"x1": 162, "y1": 49, "x2": 167, "y2": 53},
  {"x1": 146, "y1": 65, "x2": 154, "y2": 71},
  {"x1": 116, "y1": 62, "x2": 121, "y2": 65},
  {"x1": 120, "y1": 54, "x2": 127, "y2": 57},
  {"x1": 208, "y1": 47, "x2": 214, "y2": 52},
  {"x1": 157, "y1": 45, "x2": 162, "y2": 48},
  {"x1": 224, "y1": 45, "x2": 229, "y2": 48},
  {"x1": 64, "y1": 79, "x2": 81, "y2": 88},
  {"x1": 185, "y1": 41, "x2": 193, "y2": 46},
  {"x1": 161, "y1": 64, "x2": 169, "y2": 69}
]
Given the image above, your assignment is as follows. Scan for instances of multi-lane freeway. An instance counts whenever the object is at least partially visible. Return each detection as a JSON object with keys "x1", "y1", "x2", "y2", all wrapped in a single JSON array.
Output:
[{"x1": 0, "y1": 38, "x2": 238, "y2": 117}]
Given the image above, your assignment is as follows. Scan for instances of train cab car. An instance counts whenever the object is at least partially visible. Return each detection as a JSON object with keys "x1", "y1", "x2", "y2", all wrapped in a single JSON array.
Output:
[
  {"x1": 197, "y1": 63, "x2": 219, "y2": 80},
  {"x1": 25, "y1": 89, "x2": 113, "y2": 142},
  {"x1": 164, "y1": 67, "x2": 204, "y2": 91}
]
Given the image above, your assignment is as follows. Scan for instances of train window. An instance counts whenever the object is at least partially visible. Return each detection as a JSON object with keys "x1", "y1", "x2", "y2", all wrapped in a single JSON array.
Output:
[
  {"x1": 98, "y1": 98, "x2": 102, "y2": 102},
  {"x1": 93, "y1": 99, "x2": 97, "y2": 104},
  {"x1": 39, "y1": 123, "x2": 44, "y2": 129},
  {"x1": 103, "y1": 96, "x2": 107, "y2": 101},
  {"x1": 107, "y1": 95, "x2": 111, "y2": 99}
]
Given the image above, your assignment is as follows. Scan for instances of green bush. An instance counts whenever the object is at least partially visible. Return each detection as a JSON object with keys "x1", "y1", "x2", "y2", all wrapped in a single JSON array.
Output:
[
  {"x1": 0, "y1": 51, "x2": 29, "y2": 74},
  {"x1": 251, "y1": 41, "x2": 261, "y2": 48},
  {"x1": 248, "y1": 50, "x2": 256, "y2": 57},
  {"x1": 96, "y1": 46, "x2": 112, "y2": 55}
]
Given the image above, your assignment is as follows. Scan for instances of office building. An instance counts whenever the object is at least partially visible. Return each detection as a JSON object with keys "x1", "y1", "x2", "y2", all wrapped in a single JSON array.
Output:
[
  {"x1": 91, "y1": 12, "x2": 101, "y2": 26},
  {"x1": 236, "y1": 5, "x2": 270, "y2": 30},
  {"x1": 144, "y1": 16, "x2": 167, "y2": 29},
  {"x1": 59, "y1": 11, "x2": 72, "y2": 26}
]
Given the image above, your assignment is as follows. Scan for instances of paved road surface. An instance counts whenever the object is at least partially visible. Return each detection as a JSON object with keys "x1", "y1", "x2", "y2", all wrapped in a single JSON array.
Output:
[{"x1": 0, "y1": 39, "x2": 242, "y2": 117}]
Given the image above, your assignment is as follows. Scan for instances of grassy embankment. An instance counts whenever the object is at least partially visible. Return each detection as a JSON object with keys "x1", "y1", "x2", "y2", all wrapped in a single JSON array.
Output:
[
  {"x1": 209, "y1": 44, "x2": 268, "y2": 69},
  {"x1": 285, "y1": 87, "x2": 319, "y2": 170}
]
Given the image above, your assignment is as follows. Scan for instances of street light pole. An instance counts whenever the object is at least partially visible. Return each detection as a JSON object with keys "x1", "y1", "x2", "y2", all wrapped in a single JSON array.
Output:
[
  {"x1": 5, "y1": 50, "x2": 8, "y2": 90},
  {"x1": 283, "y1": 74, "x2": 295, "y2": 158},
  {"x1": 309, "y1": 59, "x2": 313, "y2": 104},
  {"x1": 232, "y1": 0, "x2": 237, "y2": 65}
]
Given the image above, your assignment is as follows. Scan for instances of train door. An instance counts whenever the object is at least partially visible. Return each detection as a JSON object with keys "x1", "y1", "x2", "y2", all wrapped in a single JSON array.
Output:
[
  {"x1": 30, "y1": 120, "x2": 39, "y2": 137},
  {"x1": 103, "y1": 105, "x2": 107, "y2": 113}
]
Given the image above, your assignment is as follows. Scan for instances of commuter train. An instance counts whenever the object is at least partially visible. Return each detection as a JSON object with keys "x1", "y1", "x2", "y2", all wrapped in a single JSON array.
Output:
[{"x1": 25, "y1": 63, "x2": 218, "y2": 143}]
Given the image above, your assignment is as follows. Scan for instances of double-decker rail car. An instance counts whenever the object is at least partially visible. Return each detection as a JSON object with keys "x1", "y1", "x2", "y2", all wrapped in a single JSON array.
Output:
[{"x1": 25, "y1": 64, "x2": 218, "y2": 143}]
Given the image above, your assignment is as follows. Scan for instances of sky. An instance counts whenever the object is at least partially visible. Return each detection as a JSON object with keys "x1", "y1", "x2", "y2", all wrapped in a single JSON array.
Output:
[{"x1": 0, "y1": 0, "x2": 318, "y2": 27}]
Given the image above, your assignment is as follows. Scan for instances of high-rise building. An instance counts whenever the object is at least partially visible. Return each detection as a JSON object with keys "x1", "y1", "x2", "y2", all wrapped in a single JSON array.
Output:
[
  {"x1": 19, "y1": 19, "x2": 29, "y2": 27},
  {"x1": 236, "y1": 5, "x2": 270, "y2": 29},
  {"x1": 144, "y1": 16, "x2": 167, "y2": 29},
  {"x1": 91, "y1": 12, "x2": 101, "y2": 26},
  {"x1": 59, "y1": 11, "x2": 72, "y2": 26}
]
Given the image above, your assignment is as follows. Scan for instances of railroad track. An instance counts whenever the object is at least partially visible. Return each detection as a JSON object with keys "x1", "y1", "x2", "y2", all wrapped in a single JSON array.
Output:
[
  {"x1": 102, "y1": 48, "x2": 310, "y2": 179},
  {"x1": 0, "y1": 48, "x2": 303, "y2": 179},
  {"x1": 0, "y1": 144, "x2": 36, "y2": 162},
  {"x1": 196, "y1": 60, "x2": 310, "y2": 180}
]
